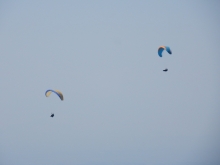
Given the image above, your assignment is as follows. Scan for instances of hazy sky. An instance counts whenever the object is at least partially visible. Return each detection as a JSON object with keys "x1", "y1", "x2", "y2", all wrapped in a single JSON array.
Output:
[{"x1": 0, "y1": 1, "x2": 219, "y2": 165}]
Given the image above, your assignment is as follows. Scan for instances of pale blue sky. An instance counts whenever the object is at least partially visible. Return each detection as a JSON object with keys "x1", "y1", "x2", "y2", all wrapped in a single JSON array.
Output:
[{"x1": 0, "y1": 1, "x2": 219, "y2": 165}]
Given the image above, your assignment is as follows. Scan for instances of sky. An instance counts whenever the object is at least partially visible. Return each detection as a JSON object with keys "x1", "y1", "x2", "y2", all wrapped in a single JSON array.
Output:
[{"x1": 0, "y1": 1, "x2": 220, "y2": 165}]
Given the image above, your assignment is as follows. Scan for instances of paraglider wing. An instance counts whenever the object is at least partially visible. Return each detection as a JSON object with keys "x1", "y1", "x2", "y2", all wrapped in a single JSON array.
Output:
[
  {"x1": 163, "y1": 68, "x2": 168, "y2": 72},
  {"x1": 165, "y1": 46, "x2": 172, "y2": 54},
  {"x1": 45, "y1": 89, "x2": 64, "y2": 101},
  {"x1": 158, "y1": 46, "x2": 166, "y2": 57},
  {"x1": 158, "y1": 46, "x2": 172, "y2": 57}
]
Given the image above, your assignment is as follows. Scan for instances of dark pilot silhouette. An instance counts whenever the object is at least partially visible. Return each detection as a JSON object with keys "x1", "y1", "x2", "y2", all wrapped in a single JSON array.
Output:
[
  {"x1": 163, "y1": 68, "x2": 168, "y2": 72},
  {"x1": 50, "y1": 113, "x2": 54, "y2": 117}
]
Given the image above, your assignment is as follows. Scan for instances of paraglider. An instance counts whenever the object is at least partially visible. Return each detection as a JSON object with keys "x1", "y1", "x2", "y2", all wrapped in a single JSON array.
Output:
[
  {"x1": 45, "y1": 89, "x2": 63, "y2": 118},
  {"x1": 45, "y1": 89, "x2": 64, "y2": 101},
  {"x1": 157, "y1": 46, "x2": 172, "y2": 71},
  {"x1": 158, "y1": 46, "x2": 172, "y2": 57}
]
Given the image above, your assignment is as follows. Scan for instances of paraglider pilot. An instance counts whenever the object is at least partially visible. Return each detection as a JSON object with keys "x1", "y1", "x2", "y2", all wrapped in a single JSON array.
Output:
[{"x1": 50, "y1": 113, "x2": 54, "y2": 117}]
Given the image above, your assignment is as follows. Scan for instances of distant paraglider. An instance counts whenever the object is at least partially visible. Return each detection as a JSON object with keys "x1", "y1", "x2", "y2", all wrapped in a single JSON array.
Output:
[
  {"x1": 45, "y1": 89, "x2": 63, "y2": 118},
  {"x1": 158, "y1": 46, "x2": 172, "y2": 72},
  {"x1": 158, "y1": 46, "x2": 172, "y2": 57},
  {"x1": 45, "y1": 89, "x2": 64, "y2": 101}
]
